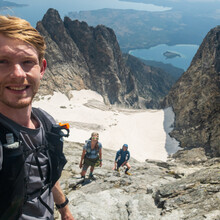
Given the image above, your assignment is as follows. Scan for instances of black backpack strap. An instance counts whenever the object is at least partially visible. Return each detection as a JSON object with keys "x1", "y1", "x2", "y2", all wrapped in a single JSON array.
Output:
[
  {"x1": 0, "y1": 121, "x2": 25, "y2": 219},
  {"x1": 32, "y1": 107, "x2": 67, "y2": 187},
  {"x1": 32, "y1": 107, "x2": 70, "y2": 138},
  {"x1": 85, "y1": 140, "x2": 91, "y2": 157},
  {"x1": 32, "y1": 107, "x2": 54, "y2": 132}
]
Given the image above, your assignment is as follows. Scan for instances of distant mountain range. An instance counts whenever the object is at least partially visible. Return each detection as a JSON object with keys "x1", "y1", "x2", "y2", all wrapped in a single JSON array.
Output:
[
  {"x1": 68, "y1": 1, "x2": 219, "y2": 52},
  {"x1": 0, "y1": 0, "x2": 26, "y2": 8}
]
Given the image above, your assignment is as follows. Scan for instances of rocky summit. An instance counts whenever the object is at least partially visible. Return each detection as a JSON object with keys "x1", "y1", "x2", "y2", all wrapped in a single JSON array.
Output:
[
  {"x1": 55, "y1": 141, "x2": 220, "y2": 220},
  {"x1": 36, "y1": 8, "x2": 175, "y2": 108},
  {"x1": 163, "y1": 25, "x2": 220, "y2": 157}
]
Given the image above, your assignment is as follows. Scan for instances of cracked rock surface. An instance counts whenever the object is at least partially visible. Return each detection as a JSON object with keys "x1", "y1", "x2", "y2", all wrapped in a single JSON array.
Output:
[{"x1": 55, "y1": 142, "x2": 220, "y2": 220}]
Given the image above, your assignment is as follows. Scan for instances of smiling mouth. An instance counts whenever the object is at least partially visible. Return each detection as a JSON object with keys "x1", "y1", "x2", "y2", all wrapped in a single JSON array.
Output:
[{"x1": 7, "y1": 86, "x2": 30, "y2": 91}]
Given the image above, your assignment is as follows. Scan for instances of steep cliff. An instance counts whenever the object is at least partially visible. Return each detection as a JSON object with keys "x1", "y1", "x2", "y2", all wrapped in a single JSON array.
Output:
[
  {"x1": 163, "y1": 26, "x2": 220, "y2": 156},
  {"x1": 124, "y1": 54, "x2": 176, "y2": 108},
  {"x1": 63, "y1": 17, "x2": 138, "y2": 106},
  {"x1": 36, "y1": 9, "x2": 90, "y2": 98},
  {"x1": 36, "y1": 8, "x2": 175, "y2": 108},
  {"x1": 36, "y1": 8, "x2": 137, "y2": 106}
]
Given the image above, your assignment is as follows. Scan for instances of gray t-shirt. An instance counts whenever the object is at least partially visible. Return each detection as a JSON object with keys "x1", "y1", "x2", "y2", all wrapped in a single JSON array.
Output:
[{"x1": 0, "y1": 113, "x2": 54, "y2": 220}]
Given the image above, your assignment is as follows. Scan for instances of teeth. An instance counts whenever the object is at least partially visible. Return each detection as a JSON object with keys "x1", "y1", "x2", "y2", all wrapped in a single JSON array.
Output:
[{"x1": 9, "y1": 86, "x2": 27, "y2": 91}]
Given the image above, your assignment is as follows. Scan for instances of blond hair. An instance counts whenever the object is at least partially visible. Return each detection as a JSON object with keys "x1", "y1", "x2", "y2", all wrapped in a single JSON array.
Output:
[
  {"x1": 0, "y1": 15, "x2": 46, "y2": 62},
  {"x1": 91, "y1": 132, "x2": 99, "y2": 138}
]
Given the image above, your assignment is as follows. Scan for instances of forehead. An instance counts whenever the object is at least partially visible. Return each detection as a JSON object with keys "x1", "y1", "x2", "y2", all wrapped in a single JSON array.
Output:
[
  {"x1": 92, "y1": 133, "x2": 99, "y2": 136},
  {"x1": 0, "y1": 34, "x2": 38, "y2": 58}
]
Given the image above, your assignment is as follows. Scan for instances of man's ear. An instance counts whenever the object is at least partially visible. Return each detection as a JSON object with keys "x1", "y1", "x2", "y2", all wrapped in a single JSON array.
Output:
[{"x1": 40, "y1": 59, "x2": 47, "y2": 79}]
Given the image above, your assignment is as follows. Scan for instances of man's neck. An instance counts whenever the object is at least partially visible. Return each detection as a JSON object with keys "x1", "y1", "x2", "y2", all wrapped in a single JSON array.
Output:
[{"x1": 0, "y1": 105, "x2": 37, "y2": 129}]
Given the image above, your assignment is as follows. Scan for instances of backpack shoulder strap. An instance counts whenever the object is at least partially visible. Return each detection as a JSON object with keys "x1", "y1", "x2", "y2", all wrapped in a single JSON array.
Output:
[
  {"x1": 32, "y1": 107, "x2": 55, "y2": 132},
  {"x1": 85, "y1": 140, "x2": 91, "y2": 154},
  {"x1": 33, "y1": 107, "x2": 67, "y2": 187},
  {"x1": 33, "y1": 108, "x2": 70, "y2": 138},
  {"x1": 0, "y1": 114, "x2": 21, "y2": 141},
  {"x1": 0, "y1": 115, "x2": 25, "y2": 219},
  {"x1": 0, "y1": 122, "x2": 13, "y2": 144}
]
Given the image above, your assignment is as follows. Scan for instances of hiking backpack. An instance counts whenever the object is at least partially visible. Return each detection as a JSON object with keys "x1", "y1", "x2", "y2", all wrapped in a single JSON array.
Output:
[{"x1": 0, "y1": 107, "x2": 69, "y2": 219}]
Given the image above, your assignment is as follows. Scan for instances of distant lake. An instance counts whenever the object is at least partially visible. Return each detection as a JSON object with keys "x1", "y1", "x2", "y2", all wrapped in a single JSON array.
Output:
[
  {"x1": 129, "y1": 44, "x2": 200, "y2": 71},
  {"x1": 0, "y1": 0, "x2": 171, "y2": 26}
]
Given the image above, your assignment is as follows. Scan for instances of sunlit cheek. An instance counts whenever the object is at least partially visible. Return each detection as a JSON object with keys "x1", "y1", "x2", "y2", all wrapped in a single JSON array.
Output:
[
  {"x1": 0, "y1": 66, "x2": 13, "y2": 75},
  {"x1": 33, "y1": 81, "x2": 41, "y2": 94}
]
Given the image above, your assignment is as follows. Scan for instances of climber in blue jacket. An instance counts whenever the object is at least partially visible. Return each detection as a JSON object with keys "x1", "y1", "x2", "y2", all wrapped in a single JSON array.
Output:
[{"x1": 113, "y1": 144, "x2": 131, "y2": 175}]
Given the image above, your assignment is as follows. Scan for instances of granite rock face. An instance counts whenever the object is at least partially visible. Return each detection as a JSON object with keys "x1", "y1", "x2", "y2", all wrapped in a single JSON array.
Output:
[
  {"x1": 63, "y1": 17, "x2": 138, "y2": 106},
  {"x1": 36, "y1": 8, "x2": 138, "y2": 106},
  {"x1": 36, "y1": 8, "x2": 175, "y2": 108},
  {"x1": 55, "y1": 141, "x2": 220, "y2": 220},
  {"x1": 124, "y1": 54, "x2": 176, "y2": 108},
  {"x1": 163, "y1": 26, "x2": 220, "y2": 156},
  {"x1": 36, "y1": 9, "x2": 90, "y2": 98}
]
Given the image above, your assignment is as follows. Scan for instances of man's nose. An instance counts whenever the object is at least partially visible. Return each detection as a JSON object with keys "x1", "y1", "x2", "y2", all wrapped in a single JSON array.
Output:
[{"x1": 10, "y1": 64, "x2": 26, "y2": 78}]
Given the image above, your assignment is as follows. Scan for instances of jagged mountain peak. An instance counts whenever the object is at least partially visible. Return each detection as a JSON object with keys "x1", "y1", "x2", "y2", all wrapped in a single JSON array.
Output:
[
  {"x1": 42, "y1": 8, "x2": 62, "y2": 23},
  {"x1": 191, "y1": 25, "x2": 220, "y2": 72},
  {"x1": 36, "y1": 8, "x2": 176, "y2": 108}
]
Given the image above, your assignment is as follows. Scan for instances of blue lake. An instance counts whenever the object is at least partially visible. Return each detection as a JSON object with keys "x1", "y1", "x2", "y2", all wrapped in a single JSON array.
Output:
[
  {"x1": 129, "y1": 44, "x2": 200, "y2": 71},
  {"x1": 0, "y1": 0, "x2": 171, "y2": 26}
]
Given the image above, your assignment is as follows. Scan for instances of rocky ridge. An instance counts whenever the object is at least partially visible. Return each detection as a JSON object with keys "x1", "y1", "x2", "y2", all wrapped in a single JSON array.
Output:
[
  {"x1": 36, "y1": 8, "x2": 175, "y2": 108},
  {"x1": 163, "y1": 25, "x2": 220, "y2": 157},
  {"x1": 55, "y1": 141, "x2": 220, "y2": 220}
]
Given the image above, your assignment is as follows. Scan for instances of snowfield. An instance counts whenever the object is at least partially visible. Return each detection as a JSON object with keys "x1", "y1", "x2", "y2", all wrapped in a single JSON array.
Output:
[{"x1": 33, "y1": 90, "x2": 180, "y2": 162}]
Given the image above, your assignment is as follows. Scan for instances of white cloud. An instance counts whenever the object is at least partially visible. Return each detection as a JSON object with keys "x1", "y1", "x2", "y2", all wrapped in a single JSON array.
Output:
[{"x1": 151, "y1": 27, "x2": 163, "y2": 31}]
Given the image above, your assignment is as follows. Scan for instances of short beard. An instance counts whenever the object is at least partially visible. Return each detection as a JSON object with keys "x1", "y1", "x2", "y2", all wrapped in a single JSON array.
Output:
[{"x1": 0, "y1": 93, "x2": 36, "y2": 109}]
